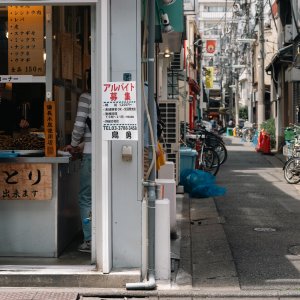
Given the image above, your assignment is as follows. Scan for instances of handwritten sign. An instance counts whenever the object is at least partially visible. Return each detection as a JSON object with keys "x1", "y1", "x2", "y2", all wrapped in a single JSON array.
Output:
[
  {"x1": 44, "y1": 101, "x2": 57, "y2": 157},
  {"x1": 102, "y1": 81, "x2": 138, "y2": 140},
  {"x1": 0, "y1": 163, "x2": 52, "y2": 200},
  {"x1": 8, "y1": 6, "x2": 44, "y2": 75}
]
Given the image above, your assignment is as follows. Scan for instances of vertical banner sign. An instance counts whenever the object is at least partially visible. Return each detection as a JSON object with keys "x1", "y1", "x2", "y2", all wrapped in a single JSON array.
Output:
[
  {"x1": 205, "y1": 67, "x2": 214, "y2": 89},
  {"x1": 206, "y1": 40, "x2": 216, "y2": 54},
  {"x1": 0, "y1": 163, "x2": 52, "y2": 200},
  {"x1": 44, "y1": 101, "x2": 57, "y2": 157},
  {"x1": 102, "y1": 81, "x2": 138, "y2": 140},
  {"x1": 8, "y1": 6, "x2": 44, "y2": 75}
]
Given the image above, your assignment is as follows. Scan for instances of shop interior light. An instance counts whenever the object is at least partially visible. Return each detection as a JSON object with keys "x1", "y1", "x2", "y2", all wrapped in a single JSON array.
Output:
[
  {"x1": 164, "y1": 50, "x2": 173, "y2": 58},
  {"x1": 6, "y1": 31, "x2": 8, "y2": 39}
]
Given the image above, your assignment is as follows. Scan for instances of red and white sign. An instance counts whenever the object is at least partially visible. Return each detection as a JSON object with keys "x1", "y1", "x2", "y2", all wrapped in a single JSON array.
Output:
[
  {"x1": 102, "y1": 81, "x2": 138, "y2": 141},
  {"x1": 206, "y1": 40, "x2": 216, "y2": 54}
]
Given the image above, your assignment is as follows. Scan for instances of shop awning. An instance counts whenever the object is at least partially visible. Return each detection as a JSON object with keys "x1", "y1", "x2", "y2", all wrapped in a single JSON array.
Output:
[{"x1": 266, "y1": 44, "x2": 293, "y2": 73}]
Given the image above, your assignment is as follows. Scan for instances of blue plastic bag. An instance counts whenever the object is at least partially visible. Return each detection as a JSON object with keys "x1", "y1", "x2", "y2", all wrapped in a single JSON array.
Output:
[{"x1": 180, "y1": 169, "x2": 215, "y2": 193}]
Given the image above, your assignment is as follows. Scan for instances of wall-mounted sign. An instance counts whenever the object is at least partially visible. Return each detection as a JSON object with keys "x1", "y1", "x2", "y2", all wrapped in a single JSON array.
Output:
[
  {"x1": 206, "y1": 40, "x2": 216, "y2": 54},
  {"x1": 44, "y1": 101, "x2": 57, "y2": 157},
  {"x1": 8, "y1": 6, "x2": 44, "y2": 75},
  {"x1": 205, "y1": 67, "x2": 214, "y2": 89},
  {"x1": 102, "y1": 81, "x2": 138, "y2": 141},
  {"x1": 0, "y1": 163, "x2": 52, "y2": 200}
]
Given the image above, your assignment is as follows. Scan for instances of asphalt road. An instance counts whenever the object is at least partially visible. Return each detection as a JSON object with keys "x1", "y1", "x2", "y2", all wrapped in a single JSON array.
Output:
[{"x1": 215, "y1": 137, "x2": 300, "y2": 291}]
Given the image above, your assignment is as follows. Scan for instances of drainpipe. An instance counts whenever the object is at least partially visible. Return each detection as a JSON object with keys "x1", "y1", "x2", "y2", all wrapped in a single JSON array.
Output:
[{"x1": 126, "y1": 0, "x2": 156, "y2": 290}]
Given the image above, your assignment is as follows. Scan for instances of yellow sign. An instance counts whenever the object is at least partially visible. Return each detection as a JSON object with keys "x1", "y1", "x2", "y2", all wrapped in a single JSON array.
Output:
[
  {"x1": 8, "y1": 6, "x2": 44, "y2": 75},
  {"x1": 205, "y1": 67, "x2": 214, "y2": 89},
  {"x1": 44, "y1": 101, "x2": 57, "y2": 157},
  {"x1": 0, "y1": 163, "x2": 52, "y2": 200}
]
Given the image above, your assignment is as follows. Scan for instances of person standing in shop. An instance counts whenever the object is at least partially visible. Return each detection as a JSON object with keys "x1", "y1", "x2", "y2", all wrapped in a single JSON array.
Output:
[{"x1": 64, "y1": 69, "x2": 92, "y2": 253}]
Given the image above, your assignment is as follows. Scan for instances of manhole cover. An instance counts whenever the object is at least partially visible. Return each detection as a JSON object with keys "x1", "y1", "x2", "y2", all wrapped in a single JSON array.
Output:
[
  {"x1": 289, "y1": 245, "x2": 300, "y2": 256},
  {"x1": 254, "y1": 227, "x2": 277, "y2": 232}
]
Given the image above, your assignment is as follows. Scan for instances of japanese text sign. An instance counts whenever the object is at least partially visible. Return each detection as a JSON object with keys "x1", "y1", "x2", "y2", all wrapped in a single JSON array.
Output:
[
  {"x1": 44, "y1": 101, "x2": 57, "y2": 157},
  {"x1": 8, "y1": 6, "x2": 44, "y2": 75},
  {"x1": 102, "y1": 81, "x2": 138, "y2": 141},
  {"x1": 0, "y1": 163, "x2": 52, "y2": 200}
]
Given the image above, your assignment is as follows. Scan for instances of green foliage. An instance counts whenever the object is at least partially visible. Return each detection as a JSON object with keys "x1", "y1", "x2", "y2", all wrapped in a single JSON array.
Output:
[
  {"x1": 261, "y1": 118, "x2": 276, "y2": 148},
  {"x1": 239, "y1": 106, "x2": 248, "y2": 120}
]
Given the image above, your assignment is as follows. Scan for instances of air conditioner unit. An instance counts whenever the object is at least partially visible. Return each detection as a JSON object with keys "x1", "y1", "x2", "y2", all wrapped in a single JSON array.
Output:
[
  {"x1": 285, "y1": 24, "x2": 293, "y2": 43},
  {"x1": 158, "y1": 100, "x2": 180, "y2": 184}
]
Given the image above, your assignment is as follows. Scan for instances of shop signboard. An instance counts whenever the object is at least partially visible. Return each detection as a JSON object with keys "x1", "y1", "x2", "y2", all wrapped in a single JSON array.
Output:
[
  {"x1": 102, "y1": 81, "x2": 138, "y2": 141},
  {"x1": 8, "y1": 5, "x2": 44, "y2": 76},
  {"x1": 44, "y1": 101, "x2": 57, "y2": 156},
  {"x1": 0, "y1": 163, "x2": 52, "y2": 200}
]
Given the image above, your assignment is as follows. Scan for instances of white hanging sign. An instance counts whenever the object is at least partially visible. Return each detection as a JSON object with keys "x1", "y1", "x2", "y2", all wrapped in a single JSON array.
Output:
[{"x1": 102, "y1": 81, "x2": 138, "y2": 141}]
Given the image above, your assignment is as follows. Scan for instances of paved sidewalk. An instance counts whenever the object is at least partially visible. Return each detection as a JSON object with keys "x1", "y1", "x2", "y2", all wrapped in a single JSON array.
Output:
[{"x1": 2, "y1": 136, "x2": 300, "y2": 299}]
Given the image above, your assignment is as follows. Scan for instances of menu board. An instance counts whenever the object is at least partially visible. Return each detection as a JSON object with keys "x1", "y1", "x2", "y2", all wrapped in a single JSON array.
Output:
[{"x1": 8, "y1": 6, "x2": 44, "y2": 75}]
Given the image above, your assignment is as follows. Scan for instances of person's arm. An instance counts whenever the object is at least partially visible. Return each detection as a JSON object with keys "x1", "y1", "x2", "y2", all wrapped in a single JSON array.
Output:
[
  {"x1": 64, "y1": 93, "x2": 90, "y2": 155},
  {"x1": 71, "y1": 93, "x2": 90, "y2": 148}
]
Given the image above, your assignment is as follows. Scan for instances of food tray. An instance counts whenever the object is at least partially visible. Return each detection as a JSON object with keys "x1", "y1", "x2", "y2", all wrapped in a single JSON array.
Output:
[{"x1": 0, "y1": 150, "x2": 44, "y2": 157}]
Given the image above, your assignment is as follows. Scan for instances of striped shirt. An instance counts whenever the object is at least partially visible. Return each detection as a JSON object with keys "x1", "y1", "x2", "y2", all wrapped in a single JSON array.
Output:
[{"x1": 71, "y1": 92, "x2": 91, "y2": 154}]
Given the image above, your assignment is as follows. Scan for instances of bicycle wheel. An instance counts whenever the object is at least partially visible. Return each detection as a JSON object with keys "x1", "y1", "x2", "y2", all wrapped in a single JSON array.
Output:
[
  {"x1": 284, "y1": 158, "x2": 300, "y2": 184},
  {"x1": 207, "y1": 140, "x2": 227, "y2": 165},
  {"x1": 201, "y1": 148, "x2": 220, "y2": 176}
]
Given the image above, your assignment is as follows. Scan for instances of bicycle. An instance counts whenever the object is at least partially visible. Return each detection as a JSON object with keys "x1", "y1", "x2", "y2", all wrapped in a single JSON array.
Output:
[
  {"x1": 184, "y1": 133, "x2": 220, "y2": 176},
  {"x1": 283, "y1": 124, "x2": 300, "y2": 184}
]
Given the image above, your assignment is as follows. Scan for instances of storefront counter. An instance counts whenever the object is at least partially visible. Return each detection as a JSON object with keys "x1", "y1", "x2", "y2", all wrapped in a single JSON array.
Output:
[{"x1": 0, "y1": 157, "x2": 81, "y2": 257}]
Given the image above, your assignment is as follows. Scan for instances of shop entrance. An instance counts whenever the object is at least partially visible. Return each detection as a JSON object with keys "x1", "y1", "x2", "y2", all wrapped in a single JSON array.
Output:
[{"x1": 0, "y1": 2, "x2": 100, "y2": 269}]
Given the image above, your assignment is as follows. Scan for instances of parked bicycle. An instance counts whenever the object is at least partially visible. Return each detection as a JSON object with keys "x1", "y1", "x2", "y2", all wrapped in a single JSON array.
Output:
[
  {"x1": 180, "y1": 122, "x2": 224, "y2": 176},
  {"x1": 283, "y1": 124, "x2": 300, "y2": 184}
]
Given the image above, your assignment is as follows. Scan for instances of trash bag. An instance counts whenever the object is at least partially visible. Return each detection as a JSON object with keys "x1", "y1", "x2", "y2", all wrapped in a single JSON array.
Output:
[
  {"x1": 190, "y1": 184, "x2": 226, "y2": 198},
  {"x1": 180, "y1": 168, "x2": 226, "y2": 198},
  {"x1": 180, "y1": 169, "x2": 215, "y2": 193}
]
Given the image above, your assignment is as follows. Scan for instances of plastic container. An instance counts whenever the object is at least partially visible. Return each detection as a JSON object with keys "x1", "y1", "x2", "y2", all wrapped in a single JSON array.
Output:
[
  {"x1": 0, "y1": 152, "x2": 19, "y2": 158},
  {"x1": 180, "y1": 147, "x2": 197, "y2": 175},
  {"x1": 226, "y1": 128, "x2": 233, "y2": 136},
  {"x1": 285, "y1": 128, "x2": 295, "y2": 142}
]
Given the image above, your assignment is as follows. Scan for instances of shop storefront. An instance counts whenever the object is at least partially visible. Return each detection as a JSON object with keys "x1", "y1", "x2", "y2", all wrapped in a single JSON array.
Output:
[{"x1": 0, "y1": 0, "x2": 143, "y2": 286}]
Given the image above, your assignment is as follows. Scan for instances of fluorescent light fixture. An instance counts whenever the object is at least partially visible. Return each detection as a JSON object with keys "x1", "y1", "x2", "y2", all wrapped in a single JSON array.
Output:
[
  {"x1": 237, "y1": 38, "x2": 256, "y2": 43},
  {"x1": 232, "y1": 65, "x2": 246, "y2": 68}
]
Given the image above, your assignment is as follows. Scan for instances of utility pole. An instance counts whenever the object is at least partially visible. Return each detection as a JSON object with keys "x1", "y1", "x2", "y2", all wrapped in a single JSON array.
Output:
[
  {"x1": 257, "y1": 0, "x2": 265, "y2": 127},
  {"x1": 235, "y1": 67, "x2": 240, "y2": 127}
]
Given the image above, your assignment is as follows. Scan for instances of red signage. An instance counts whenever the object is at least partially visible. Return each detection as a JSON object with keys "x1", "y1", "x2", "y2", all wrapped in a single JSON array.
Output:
[{"x1": 206, "y1": 40, "x2": 216, "y2": 54}]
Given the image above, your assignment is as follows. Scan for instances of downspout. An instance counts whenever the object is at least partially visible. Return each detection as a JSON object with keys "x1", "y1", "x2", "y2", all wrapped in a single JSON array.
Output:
[{"x1": 126, "y1": 0, "x2": 156, "y2": 290}]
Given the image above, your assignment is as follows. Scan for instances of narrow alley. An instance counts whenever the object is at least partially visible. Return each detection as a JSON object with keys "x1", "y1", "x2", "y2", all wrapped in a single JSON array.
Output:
[{"x1": 168, "y1": 135, "x2": 300, "y2": 298}]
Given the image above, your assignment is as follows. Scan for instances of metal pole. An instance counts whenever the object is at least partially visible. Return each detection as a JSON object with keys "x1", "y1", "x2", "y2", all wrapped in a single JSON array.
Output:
[
  {"x1": 235, "y1": 70, "x2": 240, "y2": 127},
  {"x1": 257, "y1": 0, "x2": 265, "y2": 128}
]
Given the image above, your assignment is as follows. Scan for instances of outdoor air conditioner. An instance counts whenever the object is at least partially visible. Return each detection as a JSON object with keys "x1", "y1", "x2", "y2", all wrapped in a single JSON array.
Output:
[{"x1": 158, "y1": 100, "x2": 180, "y2": 184}]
